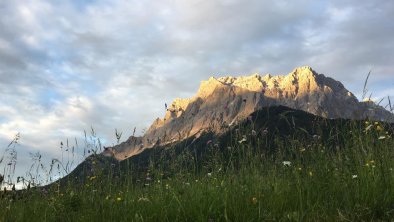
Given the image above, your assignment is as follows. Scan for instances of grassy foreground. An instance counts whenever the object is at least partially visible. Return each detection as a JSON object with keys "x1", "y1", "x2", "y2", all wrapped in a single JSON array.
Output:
[{"x1": 0, "y1": 120, "x2": 394, "y2": 221}]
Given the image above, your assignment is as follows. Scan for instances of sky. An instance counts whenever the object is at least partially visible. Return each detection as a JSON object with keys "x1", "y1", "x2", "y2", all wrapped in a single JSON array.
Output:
[{"x1": 0, "y1": 0, "x2": 393, "y2": 186}]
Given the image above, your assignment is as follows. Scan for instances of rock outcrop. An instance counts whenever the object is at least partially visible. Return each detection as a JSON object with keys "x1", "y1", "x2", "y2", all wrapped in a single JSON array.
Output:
[{"x1": 105, "y1": 66, "x2": 394, "y2": 160}]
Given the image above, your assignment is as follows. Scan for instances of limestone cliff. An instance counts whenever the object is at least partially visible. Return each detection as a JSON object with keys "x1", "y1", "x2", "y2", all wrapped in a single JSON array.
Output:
[{"x1": 105, "y1": 66, "x2": 394, "y2": 160}]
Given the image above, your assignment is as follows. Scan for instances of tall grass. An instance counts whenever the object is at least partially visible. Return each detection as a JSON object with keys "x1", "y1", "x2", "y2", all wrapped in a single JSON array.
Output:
[{"x1": 0, "y1": 114, "x2": 393, "y2": 221}]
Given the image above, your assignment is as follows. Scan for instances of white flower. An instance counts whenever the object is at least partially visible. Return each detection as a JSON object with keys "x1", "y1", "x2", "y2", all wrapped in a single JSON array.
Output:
[
  {"x1": 238, "y1": 137, "x2": 247, "y2": 144},
  {"x1": 207, "y1": 172, "x2": 212, "y2": 177},
  {"x1": 352, "y1": 175, "x2": 358, "y2": 179},
  {"x1": 365, "y1": 125, "x2": 373, "y2": 132},
  {"x1": 378, "y1": 136, "x2": 386, "y2": 140},
  {"x1": 251, "y1": 130, "x2": 257, "y2": 136},
  {"x1": 282, "y1": 161, "x2": 291, "y2": 166},
  {"x1": 313, "y1": 135, "x2": 321, "y2": 140}
]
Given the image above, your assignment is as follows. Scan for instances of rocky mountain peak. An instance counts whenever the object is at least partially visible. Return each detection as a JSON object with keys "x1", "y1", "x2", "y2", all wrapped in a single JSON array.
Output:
[{"x1": 107, "y1": 66, "x2": 394, "y2": 160}]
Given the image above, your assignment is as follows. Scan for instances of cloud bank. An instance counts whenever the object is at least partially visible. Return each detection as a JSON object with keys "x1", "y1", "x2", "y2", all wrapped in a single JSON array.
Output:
[{"x1": 0, "y1": 0, "x2": 393, "y2": 181}]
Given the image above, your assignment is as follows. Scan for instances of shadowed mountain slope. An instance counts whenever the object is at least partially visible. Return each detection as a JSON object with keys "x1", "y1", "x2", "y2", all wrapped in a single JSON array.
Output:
[
  {"x1": 107, "y1": 66, "x2": 394, "y2": 161},
  {"x1": 54, "y1": 106, "x2": 393, "y2": 186}
]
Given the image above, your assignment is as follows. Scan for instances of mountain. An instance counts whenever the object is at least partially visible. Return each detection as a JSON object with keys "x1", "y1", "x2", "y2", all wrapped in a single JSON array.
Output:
[
  {"x1": 105, "y1": 66, "x2": 394, "y2": 160},
  {"x1": 58, "y1": 105, "x2": 393, "y2": 187}
]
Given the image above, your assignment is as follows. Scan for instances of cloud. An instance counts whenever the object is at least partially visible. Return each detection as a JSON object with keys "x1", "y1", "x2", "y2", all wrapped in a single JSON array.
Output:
[{"x1": 0, "y1": 0, "x2": 393, "y2": 182}]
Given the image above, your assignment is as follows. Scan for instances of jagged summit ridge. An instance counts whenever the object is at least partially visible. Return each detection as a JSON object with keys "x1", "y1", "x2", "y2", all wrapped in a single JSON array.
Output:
[{"x1": 107, "y1": 66, "x2": 394, "y2": 160}]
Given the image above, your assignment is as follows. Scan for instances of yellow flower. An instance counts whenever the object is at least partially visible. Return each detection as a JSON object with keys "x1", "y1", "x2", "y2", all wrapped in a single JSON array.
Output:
[
  {"x1": 365, "y1": 160, "x2": 376, "y2": 167},
  {"x1": 116, "y1": 197, "x2": 122, "y2": 201},
  {"x1": 376, "y1": 125, "x2": 384, "y2": 131},
  {"x1": 309, "y1": 171, "x2": 313, "y2": 177}
]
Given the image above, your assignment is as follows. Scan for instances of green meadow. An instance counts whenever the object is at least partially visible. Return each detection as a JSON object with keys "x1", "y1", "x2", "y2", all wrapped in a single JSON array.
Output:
[{"x1": 0, "y1": 110, "x2": 393, "y2": 222}]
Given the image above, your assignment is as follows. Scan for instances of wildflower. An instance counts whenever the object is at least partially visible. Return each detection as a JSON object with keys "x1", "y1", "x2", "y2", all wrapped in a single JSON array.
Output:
[
  {"x1": 282, "y1": 161, "x2": 291, "y2": 167},
  {"x1": 185, "y1": 182, "x2": 190, "y2": 186},
  {"x1": 352, "y1": 175, "x2": 358, "y2": 179},
  {"x1": 309, "y1": 171, "x2": 313, "y2": 177},
  {"x1": 378, "y1": 136, "x2": 386, "y2": 140},
  {"x1": 297, "y1": 167, "x2": 302, "y2": 171},
  {"x1": 251, "y1": 197, "x2": 258, "y2": 205},
  {"x1": 207, "y1": 172, "x2": 212, "y2": 177},
  {"x1": 238, "y1": 137, "x2": 247, "y2": 144},
  {"x1": 251, "y1": 130, "x2": 257, "y2": 136},
  {"x1": 365, "y1": 121, "x2": 370, "y2": 125},
  {"x1": 300, "y1": 148, "x2": 306, "y2": 152},
  {"x1": 312, "y1": 135, "x2": 321, "y2": 141},
  {"x1": 105, "y1": 195, "x2": 111, "y2": 200},
  {"x1": 374, "y1": 121, "x2": 379, "y2": 125},
  {"x1": 365, "y1": 160, "x2": 375, "y2": 167},
  {"x1": 89, "y1": 176, "x2": 97, "y2": 181},
  {"x1": 116, "y1": 197, "x2": 122, "y2": 201},
  {"x1": 365, "y1": 124, "x2": 373, "y2": 132},
  {"x1": 376, "y1": 125, "x2": 384, "y2": 131}
]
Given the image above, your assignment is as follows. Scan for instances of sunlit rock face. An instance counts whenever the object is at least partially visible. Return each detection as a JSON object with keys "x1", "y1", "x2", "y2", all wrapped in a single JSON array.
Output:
[{"x1": 109, "y1": 66, "x2": 394, "y2": 160}]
